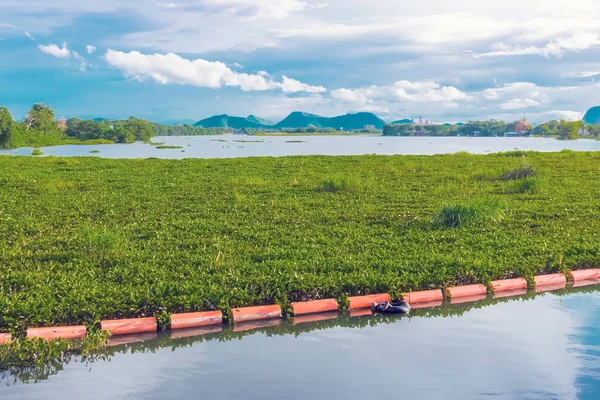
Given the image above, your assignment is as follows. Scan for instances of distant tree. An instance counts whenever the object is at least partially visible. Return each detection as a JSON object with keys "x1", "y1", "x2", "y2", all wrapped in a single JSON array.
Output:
[
  {"x1": 24, "y1": 103, "x2": 58, "y2": 133},
  {"x1": 0, "y1": 106, "x2": 15, "y2": 147}
]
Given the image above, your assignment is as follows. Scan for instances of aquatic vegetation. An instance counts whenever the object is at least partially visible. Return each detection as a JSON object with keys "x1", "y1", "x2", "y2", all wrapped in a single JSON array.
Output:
[
  {"x1": 0, "y1": 152, "x2": 599, "y2": 331},
  {"x1": 30, "y1": 148, "x2": 44, "y2": 156},
  {"x1": 285, "y1": 140, "x2": 305, "y2": 143},
  {"x1": 506, "y1": 177, "x2": 544, "y2": 194},
  {"x1": 155, "y1": 145, "x2": 184, "y2": 149},
  {"x1": 89, "y1": 150, "x2": 100, "y2": 154}
]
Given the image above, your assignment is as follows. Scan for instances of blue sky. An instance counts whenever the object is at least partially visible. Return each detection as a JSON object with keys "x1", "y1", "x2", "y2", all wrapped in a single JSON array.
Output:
[{"x1": 1, "y1": 0, "x2": 599, "y2": 124}]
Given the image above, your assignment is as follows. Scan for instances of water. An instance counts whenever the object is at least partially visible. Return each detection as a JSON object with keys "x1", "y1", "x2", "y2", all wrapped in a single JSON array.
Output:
[
  {"x1": 1, "y1": 136, "x2": 600, "y2": 159},
  {"x1": 3, "y1": 287, "x2": 600, "y2": 399}
]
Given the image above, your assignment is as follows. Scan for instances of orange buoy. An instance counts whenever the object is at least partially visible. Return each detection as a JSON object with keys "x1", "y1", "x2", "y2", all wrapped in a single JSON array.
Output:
[
  {"x1": 489, "y1": 278, "x2": 528, "y2": 293},
  {"x1": 410, "y1": 300, "x2": 443, "y2": 309},
  {"x1": 0, "y1": 333, "x2": 11, "y2": 345},
  {"x1": 573, "y1": 279, "x2": 600, "y2": 288},
  {"x1": 445, "y1": 284, "x2": 487, "y2": 299},
  {"x1": 348, "y1": 294, "x2": 391, "y2": 310},
  {"x1": 534, "y1": 274, "x2": 566, "y2": 289},
  {"x1": 27, "y1": 326, "x2": 87, "y2": 340},
  {"x1": 231, "y1": 305, "x2": 282, "y2": 323},
  {"x1": 107, "y1": 332, "x2": 158, "y2": 347},
  {"x1": 569, "y1": 269, "x2": 600, "y2": 281},
  {"x1": 232, "y1": 318, "x2": 282, "y2": 332},
  {"x1": 349, "y1": 308, "x2": 373, "y2": 317},
  {"x1": 170, "y1": 311, "x2": 223, "y2": 330},
  {"x1": 402, "y1": 289, "x2": 443, "y2": 304},
  {"x1": 291, "y1": 299, "x2": 339, "y2": 316},
  {"x1": 101, "y1": 317, "x2": 157, "y2": 335}
]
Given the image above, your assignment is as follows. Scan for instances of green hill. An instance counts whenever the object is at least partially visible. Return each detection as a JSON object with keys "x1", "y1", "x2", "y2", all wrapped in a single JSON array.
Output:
[
  {"x1": 583, "y1": 107, "x2": 600, "y2": 124},
  {"x1": 275, "y1": 112, "x2": 385, "y2": 130},
  {"x1": 194, "y1": 114, "x2": 271, "y2": 129},
  {"x1": 391, "y1": 119, "x2": 413, "y2": 125}
]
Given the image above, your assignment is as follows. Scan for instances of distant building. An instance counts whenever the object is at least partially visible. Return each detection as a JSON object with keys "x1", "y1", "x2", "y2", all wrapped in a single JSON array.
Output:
[
  {"x1": 578, "y1": 127, "x2": 591, "y2": 136},
  {"x1": 364, "y1": 124, "x2": 376, "y2": 131},
  {"x1": 57, "y1": 116, "x2": 67, "y2": 132}
]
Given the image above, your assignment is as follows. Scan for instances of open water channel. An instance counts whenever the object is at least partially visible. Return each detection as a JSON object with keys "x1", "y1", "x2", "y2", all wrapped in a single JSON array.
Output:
[
  {"x1": 1, "y1": 136, "x2": 600, "y2": 158},
  {"x1": 3, "y1": 285, "x2": 600, "y2": 400}
]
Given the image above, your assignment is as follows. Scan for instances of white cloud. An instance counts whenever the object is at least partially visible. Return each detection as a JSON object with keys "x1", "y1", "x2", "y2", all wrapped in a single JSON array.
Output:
[
  {"x1": 104, "y1": 49, "x2": 326, "y2": 93},
  {"x1": 476, "y1": 30, "x2": 600, "y2": 58},
  {"x1": 86, "y1": 44, "x2": 97, "y2": 54},
  {"x1": 72, "y1": 51, "x2": 89, "y2": 71},
  {"x1": 204, "y1": 0, "x2": 326, "y2": 19},
  {"x1": 39, "y1": 42, "x2": 71, "y2": 58},
  {"x1": 501, "y1": 98, "x2": 541, "y2": 110},
  {"x1": 25, "y1": 31, "x2": 35, "y2": 40}
]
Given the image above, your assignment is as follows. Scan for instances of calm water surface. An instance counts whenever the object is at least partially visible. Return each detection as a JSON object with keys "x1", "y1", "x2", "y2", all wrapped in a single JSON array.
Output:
[
  {"x1": 1, "y1": 136, "x2": 600, "y2": 158},
  {"x1": 3, "y1": 287, "x2": 600, "y2": 399}
]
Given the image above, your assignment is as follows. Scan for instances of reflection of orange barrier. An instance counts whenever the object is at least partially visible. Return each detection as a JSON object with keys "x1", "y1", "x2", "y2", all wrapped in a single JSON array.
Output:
[
  {"x1": 402, "y1": 290, "x2": 443, "y2": 304},
  {"x1": 490, "y1": 278, "x2": 527, "y2": 293},
  {"x1": 410, "y1": 300, "x2": 443, "y2": 309},
  {"x1": 350, "y1": 308, "x2": 373, "y2": 317},
  {"x1": 569, "y1": 269, "x2": 600, "y2": 281},
  {"x1": 27, "y1": 326, "x2": 86, "y2": 340},
  {"x1": 493, "y1": 288, "x2": 528, "y2": 299},
  {"x1": 101, "y1": 317, "x2": 157, "y2": 335},
  {"x1": 445, "y1": 284, "x2": 487, "y2": 299},
  {"x1": 450, "y1": 294, "x2": 487, "y2": 304},
  {"x1": 231, "y1": 305, "x2": 281, "y2": 323},
  {"x1": 233, "y1": 318, "x2": 282, "y2": 332},
  {"x1": 534, "y1": 273, "x2": 566, "y2": 288},
  {"x1": 572, "y1": 279, "x2": 600, "y2": 288},
  {"x1": 292, "y1": 311, "x2": 338, "y2": 325},
  {"x1": 348, "y1": 294, "x2": 391, "y2": 309},
  {"x1": 171, "y1": 311, "x2": 223, "y2": 330},
  {"x1": 0, "y1": 333, "x2": 11, "y2": 344},
  {"x1": 107, "y1": 332, "x2": 158, "y2": 347},
  {"x1": 170, "y1": 325, "x2": 223, "y2": 340},
  {"x1": 536, "y1": 282, "x2": 568, "y2": 293},
  {"x1": 291, "y1": 299, "x2": 338, "y2": 315}
]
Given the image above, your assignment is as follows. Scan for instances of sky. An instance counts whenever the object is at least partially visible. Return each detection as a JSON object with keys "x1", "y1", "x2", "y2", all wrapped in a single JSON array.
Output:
[{"x1": 0, "y1": 0, "x2": 599, "y2": 124}]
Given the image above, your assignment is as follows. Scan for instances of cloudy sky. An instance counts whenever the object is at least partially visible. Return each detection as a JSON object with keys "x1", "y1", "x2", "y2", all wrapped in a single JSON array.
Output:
[{"x1": 1, "y1": 0, "x2": 599, "y2": 123}]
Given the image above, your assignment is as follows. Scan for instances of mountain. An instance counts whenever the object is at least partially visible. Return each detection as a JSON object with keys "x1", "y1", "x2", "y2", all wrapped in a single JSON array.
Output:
[
  {"x1": 583, "y1": 106, "x2": 600, "y2": 124},
  {"x1": 194, "y1": 114, "x2": 271, "y2": 129},
  {"x1": 247, "y1": 115, "x2": 274, "y2": 126},
  {"x1": 391, "y1": 119, "x2": 413, "y2": 125},
  {"x1": 275, "y1": 112, "x2": 386, "y2": 130}
]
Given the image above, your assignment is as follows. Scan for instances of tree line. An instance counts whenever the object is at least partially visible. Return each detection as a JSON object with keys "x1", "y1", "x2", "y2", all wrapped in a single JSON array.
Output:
[{"x1": 383, "y1": 119, "x2": 600, "y2": 139}]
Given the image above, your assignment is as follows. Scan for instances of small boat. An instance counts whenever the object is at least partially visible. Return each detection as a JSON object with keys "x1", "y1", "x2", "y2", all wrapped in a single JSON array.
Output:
[{"x1": 372, "y1": 301, "x2": 411, "y2": 314}]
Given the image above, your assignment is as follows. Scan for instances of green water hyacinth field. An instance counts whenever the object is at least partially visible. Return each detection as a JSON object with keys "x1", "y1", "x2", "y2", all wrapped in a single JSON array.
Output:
[{"x1": 1, "y1": 151, "x2": 600, "y2": 332}]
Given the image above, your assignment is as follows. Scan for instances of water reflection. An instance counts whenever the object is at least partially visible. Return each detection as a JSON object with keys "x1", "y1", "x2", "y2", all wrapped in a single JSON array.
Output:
[
  {"x1": 1, "y1": 136, "x2": 600, "y2": 159},
  {"x1": 2, "y1": 285, "x2": 600, "y2": 400}
]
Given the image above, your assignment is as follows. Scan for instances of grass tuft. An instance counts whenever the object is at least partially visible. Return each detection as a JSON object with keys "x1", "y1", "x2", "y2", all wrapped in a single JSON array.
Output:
[{"x1": 434, "y1": 199, "x2": 504, "y2": 228}]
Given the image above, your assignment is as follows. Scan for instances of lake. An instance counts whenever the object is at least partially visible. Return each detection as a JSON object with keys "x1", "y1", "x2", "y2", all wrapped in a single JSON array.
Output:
[
  {"x1": 3, "y1": 286, "x2": 600, "y2": 399},
  {"x1": 1, "y1": 136, "x2": 600, "y2": 159}
]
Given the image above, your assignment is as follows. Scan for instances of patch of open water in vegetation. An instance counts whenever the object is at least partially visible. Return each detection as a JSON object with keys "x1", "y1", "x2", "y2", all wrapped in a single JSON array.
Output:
[
  {"x1": 1, "y1": 136, "x2": 600, "y2": 159},
  {"x1": 3, "y1": 287, "x2": 600, "y2": 399}
]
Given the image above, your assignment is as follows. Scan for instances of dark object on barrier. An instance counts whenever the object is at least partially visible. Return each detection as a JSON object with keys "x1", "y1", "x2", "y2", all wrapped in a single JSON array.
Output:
[{"x1": 372, "y1": 301, "x2": 411, "y2": 314}]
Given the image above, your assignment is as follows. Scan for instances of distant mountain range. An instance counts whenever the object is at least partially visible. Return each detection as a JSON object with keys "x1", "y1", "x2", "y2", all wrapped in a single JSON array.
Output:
[{"x1": 194, "y1": 112, "x2": 387, "y2": 130}]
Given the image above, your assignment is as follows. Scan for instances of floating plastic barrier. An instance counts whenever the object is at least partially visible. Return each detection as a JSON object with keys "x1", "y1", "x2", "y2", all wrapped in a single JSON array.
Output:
[
  {"x1": 233, "y1": 319, "x2": 282, "y2": 332},
  {"x1": 231, "y1": 305, "x2": 282, "y2": 323},
  {"x1": 107, "y1": 332, "x2": 158, "y2": 347},
  {"x1": 572, "y1": 279, "x2": 600, "y2": 288},
  {"x1": 0, "y1": 333, "x2": 11, "y2": 344},
  {"x1": 170, "y1": 311, "x2": 223, "y2": 330},
  {"x1": 292, "y1": 311, "x2": 338, "y2": 325},
  {"x1": 349, "y1": 308, "x2": 373, "y2": 317},
  {"x1": 569, "y1": 269, "x2": 600, "y2": 281},
  {"x1": 402, "y1": 289, "x2": 443, "y2": 304},
  {"x1": 291, "y1": 299, "x2": 339, "y2": 316},
  {"x1": 493, "y1": 288, "x2": 528, "y2": 299},
  {"x1": 410, "y1": 300, "x2": 444, "y2": 309},
  {"x1": 534, "y1": 273, "x2": 566, "y2": 288},
  {"x1": 348, "y1": 294, "x2": 391, "y2": 310},
  {"x1": 101, "y1": 317, "x2": 157, "y2": 335},
  {"x1": 445, "y1": 284, "x2": 487, "y2": 299},
  {"x1": 489, "y1": 278, "x2": 528, "y2": 293},
  {"x1": 27, "y1": 326, "x2": 86, "y2": 340}
]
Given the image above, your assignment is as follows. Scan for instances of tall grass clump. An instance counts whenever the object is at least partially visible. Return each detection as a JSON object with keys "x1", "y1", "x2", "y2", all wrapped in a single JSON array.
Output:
[
  {"x1": 506, "y1": 177, "x2": 544, "y2": 194},
  {"x1": 81, "y1": 226, "x2": 128, "y2": 262},
  {"x1": 31, "y1": 148, "x2": 44, "y2": 156},
  {"x1": 319, "y1": 175, "x2": 367, "y2": 193},
  {"x1": 434, "y1": 199, "x2": 504, "y2": 228}
]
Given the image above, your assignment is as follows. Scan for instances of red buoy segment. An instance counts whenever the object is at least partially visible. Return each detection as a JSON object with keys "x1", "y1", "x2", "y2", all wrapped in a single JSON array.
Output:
[
  {"x1": 101, "y1": 317, "x2": 157, "y2": 335},
  {"x1": 0, "y1": 333, "x2": 11, "y2": 345},
  {"x1": 348, "y1": 294, "x2": 391, "y2": 309},
  {"x1": 569, "y1": 269, "x2": 600, "y2": 281},
  {"x1": 534, "y1": 274, "x2": 566, "y2": 288},
  {"x1": 231, "y1": 305, "x2": 282, "y2": 323},
  {"x1": 27, "y1": 326, "x2": 87, "y2": 340},
  {"x1": 445, "y1": 284, "x2": 487, "y2": 299},
  {"x1": 291, "y1": 299, "x2": 339, "y2": 316},
  {"x1": 402, "y1": 289, "x2": 443, "y2": 304},
  {"x1": 489, "y1": 278, "x2": 527, "y2": 293},
  {"x1": 170, "y1": 311, "x2": 223, "y2": 330}
]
